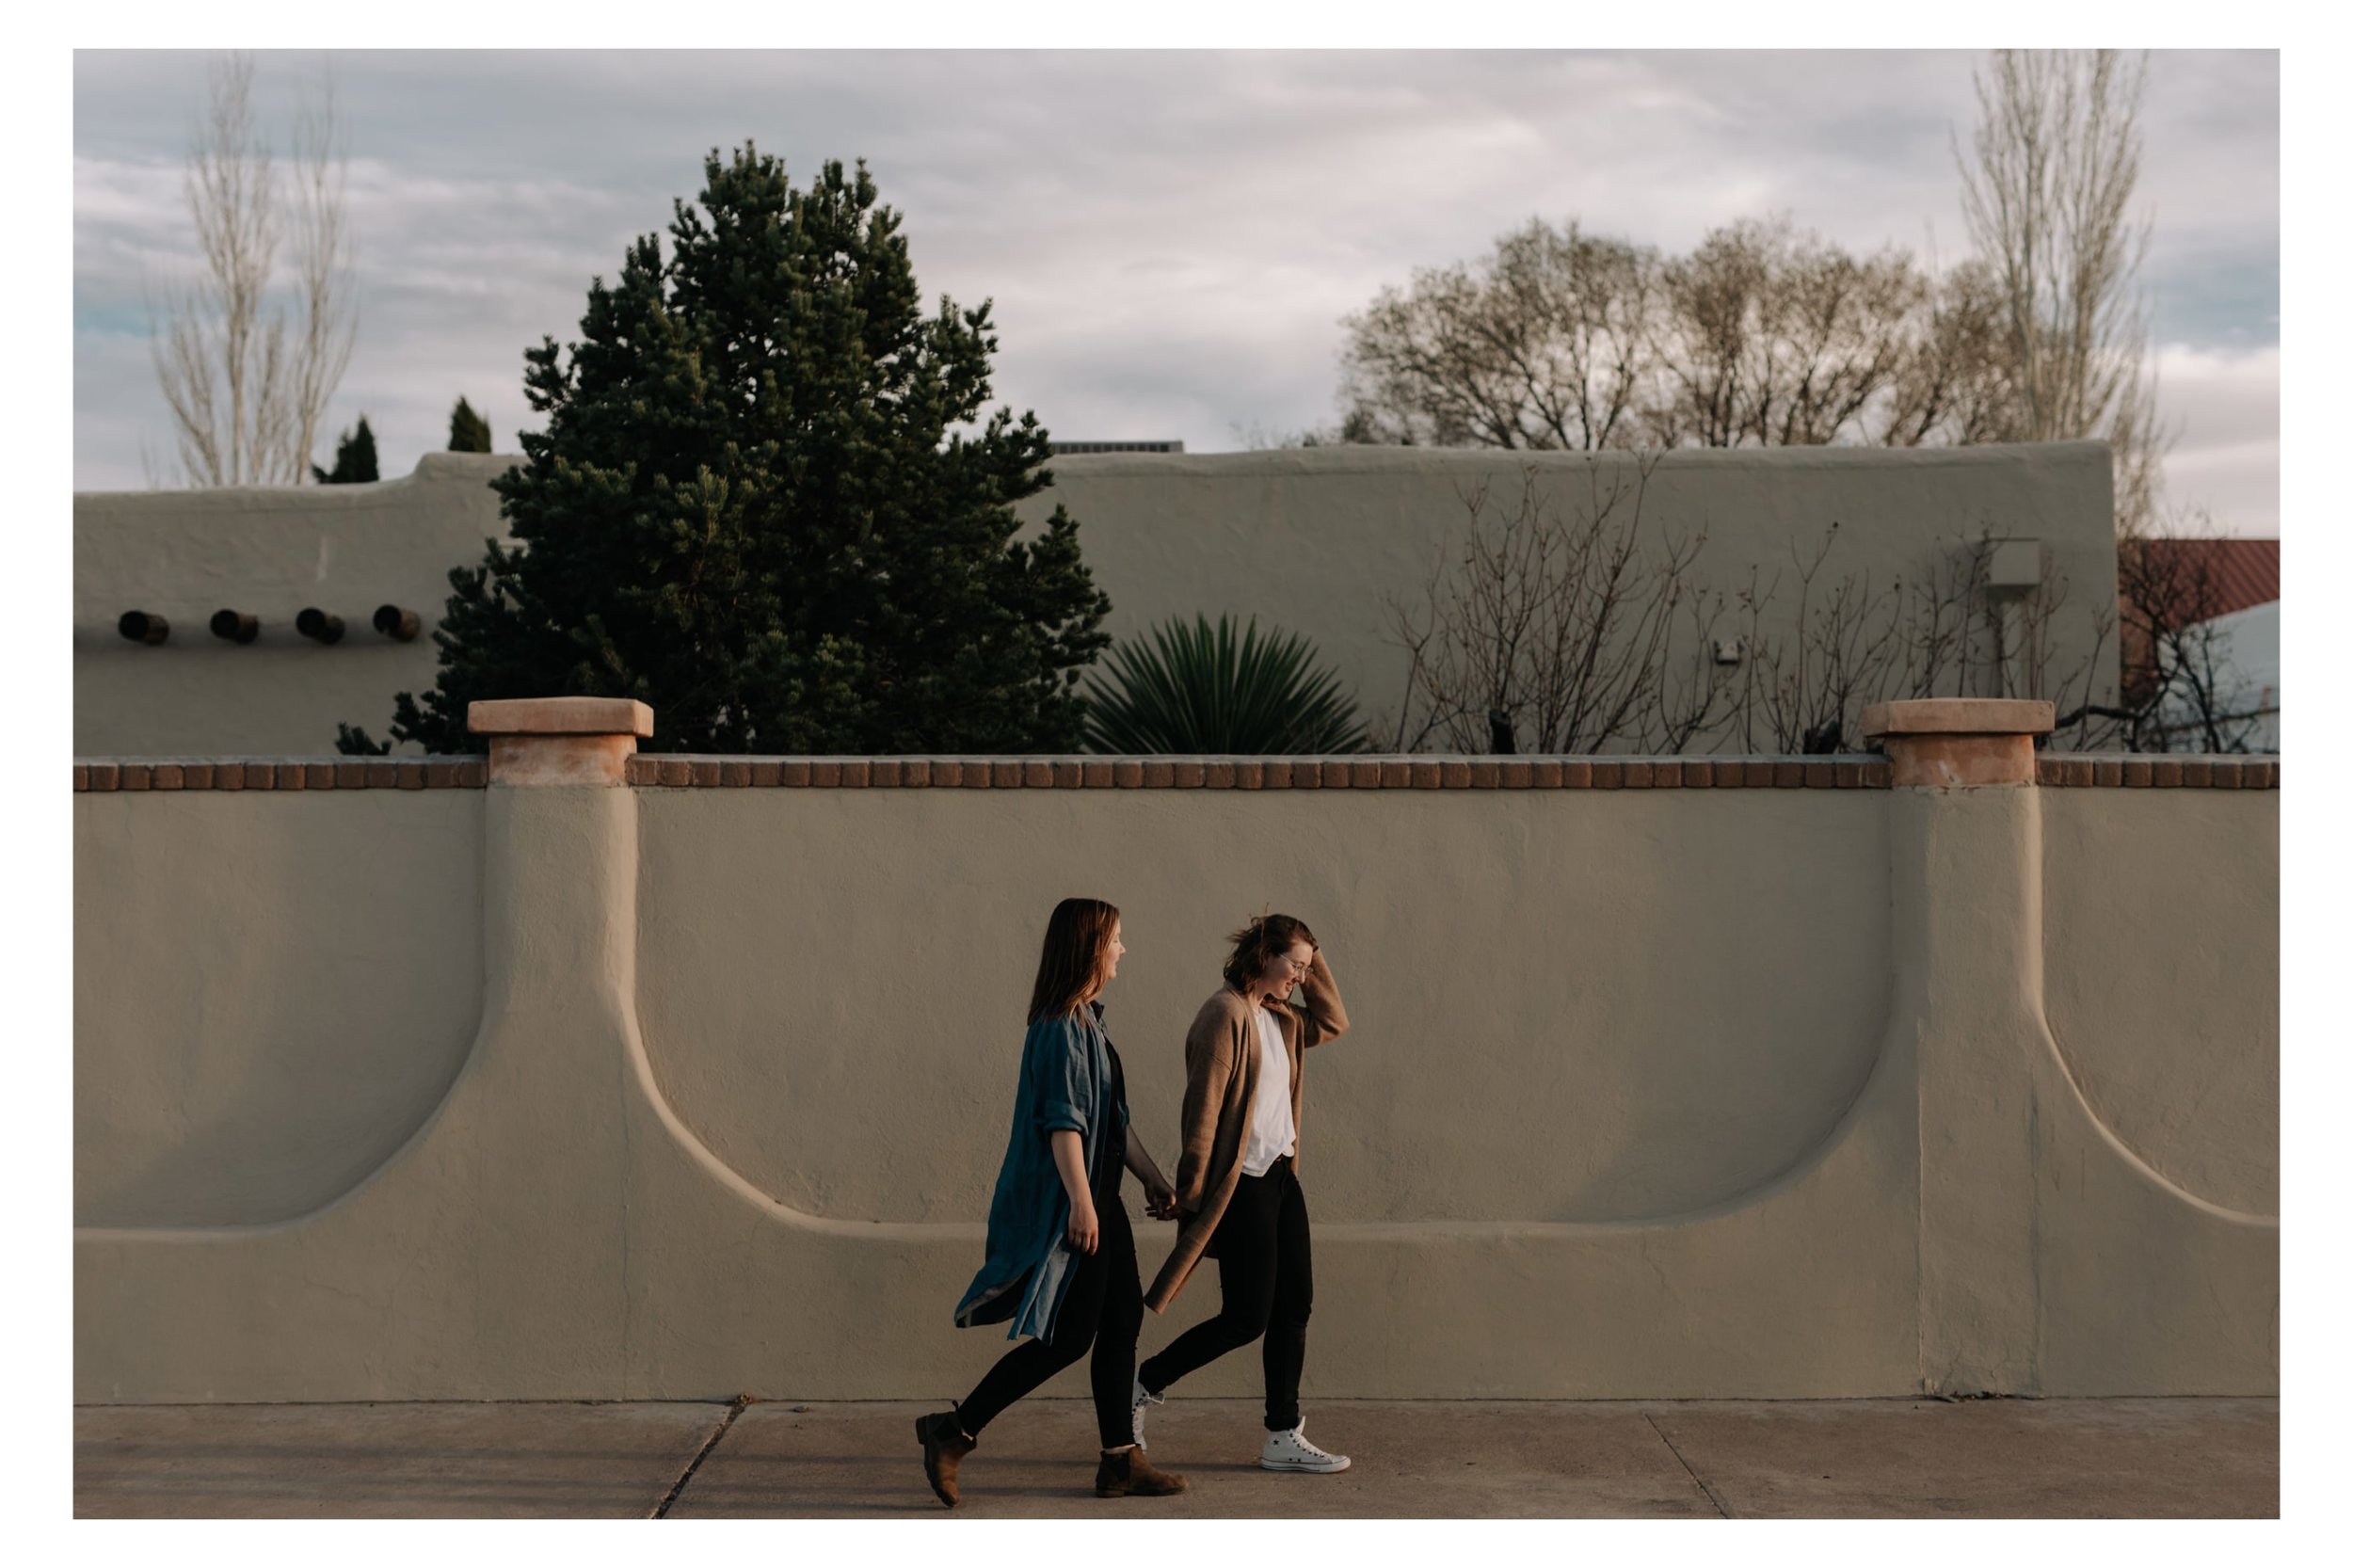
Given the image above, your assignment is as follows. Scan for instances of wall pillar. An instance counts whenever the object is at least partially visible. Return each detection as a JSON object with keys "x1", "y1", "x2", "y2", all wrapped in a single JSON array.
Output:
[
  {"x1": 445, "y1": 698, "x2": 656, "y2": 1388},
  {"x1": 1865, "y1": 697, "x2": 2055, "y2": 1395}
]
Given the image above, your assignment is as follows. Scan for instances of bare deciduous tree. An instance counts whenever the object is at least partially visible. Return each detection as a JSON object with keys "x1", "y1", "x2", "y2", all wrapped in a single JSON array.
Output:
[
  {"x1": 1380, "y1": 459, "x2": 1724, "y2": 754},
  {"x1": 1720, "y1": 530, "x2": 1913, "y2": 754},
  {"x1": 1881, "y1": 257, "x2": 2021, "y2": 447},
  {"x1": 1955, "y1": 48, "x2": 2170, "y2": 536},
  {"x1": 1340, "y1": 214, "x2": 1994, "y2": 456},
  {"x1": 286, "y1": 71, "x2": 358, "y2": 488},
  {"x1": 1643, "y1": 216, "x2": 1929, "y2": 449},
  {"x1": 151, "y1": 52, "x2": 357, "y2": 488},
  {"x1": 2054, "y1": 514, "x2": 2266, "y2": 753},
  {"x1": 152, "y1": 53, "x2": 284, "y2": 486},
  {"x1": 1342, "y1": 221, "x2": 1660, "y2": 451}
]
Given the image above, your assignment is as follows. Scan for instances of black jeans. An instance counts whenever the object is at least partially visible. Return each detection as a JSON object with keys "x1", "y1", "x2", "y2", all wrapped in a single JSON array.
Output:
[
  {"x1": 956, "y1": 1192, "x2": 1142, "y2": 1450},
  {"x1": 1137, "y1": 1155, "x2": 1312, "y2": 1432}
]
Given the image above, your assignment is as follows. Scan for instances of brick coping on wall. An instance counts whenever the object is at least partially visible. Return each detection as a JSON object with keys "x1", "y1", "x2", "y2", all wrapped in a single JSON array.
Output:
[{"x1": 72, "y1": 754, "x2": 2280, "y2": 792}]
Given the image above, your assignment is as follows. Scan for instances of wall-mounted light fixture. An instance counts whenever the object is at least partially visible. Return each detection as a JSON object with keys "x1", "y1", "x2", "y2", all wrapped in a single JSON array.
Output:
[
  {"x1": 209, "y1": 610, "x2": 260, "y2": 644},
  {"x1": 296, "y1": 608, "x2": 344, "y2": 645},
  {"x1": 374, "y1": 604, "x2": 422, "y2": 642},
  {"x1": 118, "y1": 612, "x2": 168, "y2": 645}
]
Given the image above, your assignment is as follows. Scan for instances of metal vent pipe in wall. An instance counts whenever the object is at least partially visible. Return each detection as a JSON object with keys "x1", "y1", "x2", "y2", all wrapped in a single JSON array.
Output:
[
  {"x1": 296, "y1": 608, "x2": 344, "y2": 645},
  {"x1": 374, "y1": 604, "x2": 421, "y2": 642},
  {"x1": 118, "y1": 612, "x2": 168, "y2": 645},
  {"x1": 210, "y1": 610, "x2": 260, "y2": 644}
]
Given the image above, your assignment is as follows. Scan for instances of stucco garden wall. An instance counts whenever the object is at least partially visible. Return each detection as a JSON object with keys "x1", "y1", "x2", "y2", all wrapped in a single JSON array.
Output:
[
  {"x1": 73, "y1": 442, "x2": 2121, "y2": 756},
  {"x1": 73, "y1": 788, "x2": 485, "y2": 1229},
  {"x1": 2041, "y1": 790, "x2": 2279, "y2": 1215},
  {"x1": 636, "y1": 789, "x2": 1890, "y2": 1227},
  {"x1": 72, "y1": 744, "x2": 2275, "y2": 1405}
]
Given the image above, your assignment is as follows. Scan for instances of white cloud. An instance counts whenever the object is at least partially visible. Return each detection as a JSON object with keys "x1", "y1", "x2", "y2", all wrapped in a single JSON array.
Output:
[{"x1": 2153, "y1": 343, "x2": 2281, "y2": 536}]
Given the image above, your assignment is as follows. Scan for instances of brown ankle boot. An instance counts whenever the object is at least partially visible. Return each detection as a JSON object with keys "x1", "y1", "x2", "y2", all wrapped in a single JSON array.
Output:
[
  {"x1": 1096, "y1": 1444, "x2": 1188, "y2": 1497},
  {"x1": 916, "y1": 1411, "x2": 977, "y2": 1507}
]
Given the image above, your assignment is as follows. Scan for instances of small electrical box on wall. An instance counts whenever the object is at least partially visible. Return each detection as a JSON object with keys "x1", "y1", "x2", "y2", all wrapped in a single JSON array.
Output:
[{"x1": 1983, "y1": 537, "x2": 2042, "y2": 594}]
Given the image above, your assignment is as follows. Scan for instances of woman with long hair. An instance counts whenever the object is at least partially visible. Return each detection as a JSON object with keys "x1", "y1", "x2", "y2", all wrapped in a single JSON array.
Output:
[
  {"x1": 917, "y1": 897, "x2": 1189, "y2": 1507},
  {"x1": 1133, "y1": 912, "x2": 1353, "y2": 1474}
]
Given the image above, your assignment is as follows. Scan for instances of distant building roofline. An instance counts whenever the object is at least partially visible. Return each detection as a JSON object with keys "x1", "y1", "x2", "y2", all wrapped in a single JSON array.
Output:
[{"x1": 1047, "y1": 440, "x2": 1186, "y2": 455}]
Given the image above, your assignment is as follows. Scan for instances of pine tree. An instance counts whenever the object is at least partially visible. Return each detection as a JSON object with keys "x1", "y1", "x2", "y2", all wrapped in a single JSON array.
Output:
[
  {"x1": 312, "y1": 415, "x2": 379, "y2": 483},
  {"x1": 345, "y1": 147, "x2": 1109, "y2": 756},
  {"x1": 446, "y1": 396, "x2": 492, "y2": 453}
]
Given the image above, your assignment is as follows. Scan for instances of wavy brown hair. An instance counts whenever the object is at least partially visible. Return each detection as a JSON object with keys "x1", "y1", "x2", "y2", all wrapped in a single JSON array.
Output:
[
  {"x1": 1222, "y1": 911, "x2": 1318, "y2": 992},
  {"x1": 1028, "y1": 897, "x2": 1123, "y2": 1023}
]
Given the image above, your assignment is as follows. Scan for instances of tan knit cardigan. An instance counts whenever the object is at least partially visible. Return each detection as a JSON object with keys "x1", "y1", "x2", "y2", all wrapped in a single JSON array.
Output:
[{"x1": 1144, "y1": 950, "x2": 1349, "y2": 1314}]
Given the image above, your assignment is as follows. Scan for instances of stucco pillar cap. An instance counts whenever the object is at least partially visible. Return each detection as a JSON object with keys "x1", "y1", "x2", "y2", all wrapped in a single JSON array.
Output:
[
  {"x1": 466, "y1": 696, "x2": 655, "y2": 739},
  {"x1": 466, "y1": 696, "x2": 654, "y2": 785},
  {"x1": 1859, "y1": 698, "x2": 2054, "y2": 740},
  {"x1": 1861, "y1": 699, "x2": 2052, "y2": 789}
]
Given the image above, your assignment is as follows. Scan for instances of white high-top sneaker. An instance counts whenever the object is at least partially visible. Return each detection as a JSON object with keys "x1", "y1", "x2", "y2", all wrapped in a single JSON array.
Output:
[
  {"x1": 1259, "y1": 1422, "x2": 1351, "y2": 1473},
  {"x1": 1130, "y1": 1376, "x2": 1165, "y2": 1449}
]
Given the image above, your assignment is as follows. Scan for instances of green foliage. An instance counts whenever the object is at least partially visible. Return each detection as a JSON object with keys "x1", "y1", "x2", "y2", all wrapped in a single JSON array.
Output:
[
  {"x1": 446, "y1": 396, "x2": 492, "y2": 453},
  {"x1": 312, "y1": 416, "x2": 378, "y2": 483},
  {"x1": 349, "y1": 145, "x2": 1111, "y2": 756},
  {"x1": 334, "y1": 722, "x2": 392, "y2": 757},
  {"x1": 1081, "y1": 614, "x2": 1369, "y2": 755}
]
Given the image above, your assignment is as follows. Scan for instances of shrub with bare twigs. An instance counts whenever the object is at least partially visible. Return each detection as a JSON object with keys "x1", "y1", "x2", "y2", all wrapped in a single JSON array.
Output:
[{"x1": 1380, "y1": 462, "x2": 2138, "y2": 757}]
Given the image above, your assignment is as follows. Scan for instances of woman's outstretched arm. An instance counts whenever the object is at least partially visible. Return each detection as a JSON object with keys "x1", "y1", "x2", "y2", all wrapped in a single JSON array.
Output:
[{"x1": 1124, "y1": 1136, "x2": 1177, "y2": 1218}]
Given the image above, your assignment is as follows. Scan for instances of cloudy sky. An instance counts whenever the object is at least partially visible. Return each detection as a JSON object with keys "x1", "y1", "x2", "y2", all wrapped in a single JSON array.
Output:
[{"x1": 72, "y1": 49, "x2": 2280, "y2": 534}]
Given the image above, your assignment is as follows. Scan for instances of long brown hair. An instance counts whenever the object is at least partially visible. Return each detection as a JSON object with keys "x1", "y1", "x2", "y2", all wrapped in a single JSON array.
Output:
[
  {"x1": 1028, "y1": 897, "x2": 1123, "y2": 1023},
  {"x1": 1222, "y1": 911, "x2": 1318, "y2": 992}
]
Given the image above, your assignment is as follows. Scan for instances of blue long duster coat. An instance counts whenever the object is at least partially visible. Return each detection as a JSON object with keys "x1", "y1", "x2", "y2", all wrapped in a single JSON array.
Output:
[{"x1": 952, "y1": 1000, "x2": 1129, "y2": 1342}]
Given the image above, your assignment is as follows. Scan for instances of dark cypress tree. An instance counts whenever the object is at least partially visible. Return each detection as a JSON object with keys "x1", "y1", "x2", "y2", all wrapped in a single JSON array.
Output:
[
  {"x1": 346, "y1": 147, "x2": 1109, "y2": 756},
  {"x1": 447, "y1": 396, "x2": 492, "y2": 453},
  {"x1": 313, "y1": 416, "x2": 379, "y2": 483}
]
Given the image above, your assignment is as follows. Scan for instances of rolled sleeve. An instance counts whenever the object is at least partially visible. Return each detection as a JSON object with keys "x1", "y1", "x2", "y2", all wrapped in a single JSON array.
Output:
[{"x1": 1029, "y1": 1015, "x2": 1096, "y2": 1140}]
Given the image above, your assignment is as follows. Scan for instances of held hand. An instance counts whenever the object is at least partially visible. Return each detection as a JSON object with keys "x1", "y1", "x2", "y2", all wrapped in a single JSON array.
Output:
[
  {"x1": 1144, "y1": 1174, "x2": 1178, "y2": 1222},
  {"x1": 1066, "y1": 1198, "x2": 1100, "y2": 1255}
]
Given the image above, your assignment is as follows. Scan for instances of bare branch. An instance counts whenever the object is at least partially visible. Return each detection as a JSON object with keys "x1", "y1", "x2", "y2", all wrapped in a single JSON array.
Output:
[
  {"x1": 148, "y1": 51, "x2": 358, "y2": 487},
  {"x1": 1954, "y1": 48, "x2": 2173, "y2": 534},
  {"x1": 288, "y1": 61, "x2": 358, "y2": 485}
]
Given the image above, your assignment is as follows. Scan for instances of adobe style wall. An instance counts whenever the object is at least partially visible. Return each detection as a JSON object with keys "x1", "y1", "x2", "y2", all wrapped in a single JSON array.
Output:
[
  {"x1": 1016, "y1": 441, "x2": 2121, "y2": 748},
  {"x1": 72, "y1": 443, "x2": 2121, "y2": 755},
  {"x1": 72, "y1": 707, "x2": 2275, "y2": 1404},
  {"x1": 74, "y1": 454, "x2": 518, "y2": 756}
]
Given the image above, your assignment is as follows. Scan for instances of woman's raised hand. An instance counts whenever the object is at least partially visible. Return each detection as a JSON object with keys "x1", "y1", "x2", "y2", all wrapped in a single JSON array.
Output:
[{"x1": 1066, "y1": 1197, "x2": 1101, "y2": 1255}]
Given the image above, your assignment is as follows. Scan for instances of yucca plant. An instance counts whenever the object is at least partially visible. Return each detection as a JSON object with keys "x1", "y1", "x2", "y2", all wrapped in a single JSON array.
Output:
[{"x1": 1081, "y1": 614, "x2": 1370, "y2": 754}]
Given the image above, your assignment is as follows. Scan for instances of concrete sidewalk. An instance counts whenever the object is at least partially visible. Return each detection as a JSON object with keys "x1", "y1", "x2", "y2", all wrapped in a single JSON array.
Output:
[{"x1": 73, "y1": 1397, "x2": 2279, "y2": 1519}]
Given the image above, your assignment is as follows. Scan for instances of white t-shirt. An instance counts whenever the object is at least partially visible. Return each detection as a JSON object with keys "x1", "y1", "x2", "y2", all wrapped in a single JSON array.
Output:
[{"x1": 1240, "y1": 1002, "x2": 1297, "y2": 1176}]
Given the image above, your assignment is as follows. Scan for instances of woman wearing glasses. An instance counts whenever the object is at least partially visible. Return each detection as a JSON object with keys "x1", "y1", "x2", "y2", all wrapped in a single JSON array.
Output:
[
  {"x1": 918, "y1": 897, "x2": 1189, "y2": 1507},
  {"x1": 1133, "y1": 912, "x2": 1353, "y2": 1474}
]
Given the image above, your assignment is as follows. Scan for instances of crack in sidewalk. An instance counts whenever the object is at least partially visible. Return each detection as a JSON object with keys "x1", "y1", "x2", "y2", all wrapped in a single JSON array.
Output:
[
  {"x1": 650, "y1": 1394, "x2": 754, "y2": 1518},
  {"x1": 1643, "y1": 1412, "x2": 1733, "y2": 1518}
]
